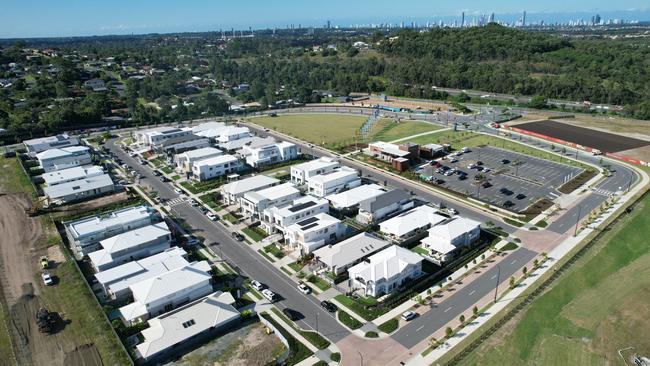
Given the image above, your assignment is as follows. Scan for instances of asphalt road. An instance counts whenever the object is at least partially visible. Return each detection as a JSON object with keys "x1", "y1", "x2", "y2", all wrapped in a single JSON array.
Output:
[
  {"x1": 105, "y1": 139, "x2": 351, "y2": 343},
  {"x1": 392, "y1": 247, "x2": 539, "y2": 348}
]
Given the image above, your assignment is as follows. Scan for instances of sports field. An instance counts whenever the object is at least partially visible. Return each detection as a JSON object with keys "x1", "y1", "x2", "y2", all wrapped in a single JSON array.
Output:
[
  {"x1": 447, "y1": 193, "x2": 650, "y2": 366},
  {"x1": 249, "y1": 114, "x2": 442, "y2": 148}
]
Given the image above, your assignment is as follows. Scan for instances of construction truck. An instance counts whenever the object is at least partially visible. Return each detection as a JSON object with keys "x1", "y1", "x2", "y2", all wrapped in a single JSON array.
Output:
[{"x1": 36, "y1": 308, "x2": 55, "y2": 333}]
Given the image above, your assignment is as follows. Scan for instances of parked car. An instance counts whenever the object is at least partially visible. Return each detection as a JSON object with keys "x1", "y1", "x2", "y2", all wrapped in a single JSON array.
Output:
[
  {"x1": 320, "y1": 300, "x2": 337, "y2": 312},
  {"x1": 401, "y1": 311, "x2": 417, "y2": 321},
  {"x1": 449, "y1": 158, "x2": 458, "y2": 163},
  {"x1": 189, "y1": 199, "x2": 199, "y2": 207},
  {"x1": 297, "y1": 283, "x2": 311, "y2": 295},
  {"x1": 160, "y1": 176, "x2": 168, "y2": 182},
  {"x1": 516, "y1": 193, "x2": 526, "y2": 200},
  {"x1": 42, "y1": 272, "x2": 54, "y2": 286},
  {"x1": 501, "y1": 159, "x2": 510, "y2": 164},
  {"x1": 206, "y1": 212, "x2": 217, "y2": 221},
  {"x1": 261, "y1": 289, "x2": 277, "y2": 302},
  {"x1": 482, "y1": 181, "x2": 492, "y2": 188},
  {"x1": 283, "y1": 308, "x2": 300, "y2": 321},
  {"x1": 174, "y1": 187, "x2": 183, "y2": 194},
  {"x1": 461, "y1": 147, "x2": 471, "y2": 153},
  {"x1": 251, "y1": 280, "x2": 264, "y2": 291},
  {"x1": 40, "y1": 256, "x2": 49, "y2": 269},
  {"x1": 467, "y1": 163, "x2": 476, "y2": 169},
  {"x1": 232, "y1": 232, "x2": 245, "y2": 241},
  {"x1": 476, "y1": 161, "x2": 483, "y2": 166},
  {"x1": 503, "y1": 200, "x2": 515, "y2": 208}
]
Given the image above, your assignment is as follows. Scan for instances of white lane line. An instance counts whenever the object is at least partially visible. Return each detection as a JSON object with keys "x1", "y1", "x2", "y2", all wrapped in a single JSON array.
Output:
[
  {"x1": 444, "y1": 306, "x2": 452, "y2": 313},
  {"x1": 490, "y1": 274, "x2": 497, "y2": 280},
  {"x1": 468, "y1": 290, "x2": 476, "y2": 296},
  {"x1": 510, "y1": 259, "x2": 517, "y2": 265},
  {"x1": 416, "y1": 325, "x2": 425, "y2": 332}
]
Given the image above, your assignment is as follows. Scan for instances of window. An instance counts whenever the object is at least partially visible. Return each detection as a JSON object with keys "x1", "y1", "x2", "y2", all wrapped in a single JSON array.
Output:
[{"x1": 182, "y1": 319, "x2": 196, "y2": 328}]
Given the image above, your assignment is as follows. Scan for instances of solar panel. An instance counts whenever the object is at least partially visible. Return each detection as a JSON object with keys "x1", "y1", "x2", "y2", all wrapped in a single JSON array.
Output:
[
  {"x1": 301, "y1": 223, "x2": 319, "y2": 231},
  {"x1": 297, "y1": 216, "x2": 319, "y2": 226},
  {"x1": 288, "y1": 200, "x2": 317, "y2": 213}
]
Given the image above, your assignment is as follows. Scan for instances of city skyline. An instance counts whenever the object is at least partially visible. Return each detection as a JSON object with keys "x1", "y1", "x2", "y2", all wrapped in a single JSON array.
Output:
[{"x1": 2, "y1": 0, "x2": 650, "y2": 38}]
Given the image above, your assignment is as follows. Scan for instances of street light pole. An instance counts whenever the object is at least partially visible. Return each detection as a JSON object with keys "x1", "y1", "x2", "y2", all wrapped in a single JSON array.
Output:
[
  {"x1": 493, "y1": 264, "x2": 501, "y2": 303},
  {"x1": 574, "y1": 205, "x2": 582, "y2": 236}
]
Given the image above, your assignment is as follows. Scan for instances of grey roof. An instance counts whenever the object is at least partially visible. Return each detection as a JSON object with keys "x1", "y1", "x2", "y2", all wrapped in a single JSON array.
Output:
[
  {"x1": 159, "y1": 134, "x2": 207, "y2": 147},
  {"x1": 313, "y1": 233, "x2": 391, "y2": 269},
  {"x1": 358, "y1": 189, "x2": 410, "y2": 213}
]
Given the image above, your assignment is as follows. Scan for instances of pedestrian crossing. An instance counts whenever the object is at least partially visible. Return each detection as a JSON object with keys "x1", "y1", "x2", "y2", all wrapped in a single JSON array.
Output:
[
  {"x1": 593, "y1": 188, "x2": 616, "y2": 197},
  {"x1": 167, "y1": 197, "x2": 186, "y2": 206}
]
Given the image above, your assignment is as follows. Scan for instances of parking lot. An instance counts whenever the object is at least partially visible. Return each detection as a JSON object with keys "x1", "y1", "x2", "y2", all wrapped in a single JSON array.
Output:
[{"x1": 416, "y1": 146, "x2": 583, "y2": 212}]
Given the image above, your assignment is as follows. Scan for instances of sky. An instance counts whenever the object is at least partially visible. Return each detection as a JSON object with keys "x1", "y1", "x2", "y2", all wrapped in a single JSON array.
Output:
[{"x1": 2, "y1": 0, "x2": 650, "y2": 38}]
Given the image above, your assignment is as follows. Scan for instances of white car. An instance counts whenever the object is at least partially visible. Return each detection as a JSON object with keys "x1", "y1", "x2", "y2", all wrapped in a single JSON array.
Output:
[
  {"x1": 401, "y1": 311, "x2": 417, "y2": 321},
  {"x1": 467, "y1": 163, "x2": 476, "y2": 169},
  {"x1": 297, "y1": 283, "x2": 311, "y2": 295},
  {"x1": 251, "y1": 280, "x2": 264, "y2": 291},
  {"x1": 42, "y1": 272, "x2": 54, "y2": 286},
  {"x1": 206, "y1": 212, "x2": 217, "y2": 221},
  {"x1": 189, "y1": 199, "x2": 199, "y2": 207},
  {"x1": 174, "y1": 187, "x2": 183, "y2": 194},
  {"x1": 261, "y1": 289, "x2": 277, "y2": 302}
]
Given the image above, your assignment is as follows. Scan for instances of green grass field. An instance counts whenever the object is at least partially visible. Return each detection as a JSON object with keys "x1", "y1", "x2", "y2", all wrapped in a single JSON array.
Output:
[
  {"x1": 450, "y1": 193, "x2": 650, "y2": 366},
  {"x1": 250, "y1": 114, "x2": 441, "y2": 147}
]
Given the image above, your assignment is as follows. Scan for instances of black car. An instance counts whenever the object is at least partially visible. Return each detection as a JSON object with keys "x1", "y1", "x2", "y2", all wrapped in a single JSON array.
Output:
[
  {"x1": 516, "y1": 193, "x2": 526, "y2": 200},
  {"x1": 458, "y1": 174, "x2": 467, "y2": 180},
  {"x1": 503, "y1": 200, "x2": 515, "y2": 207},
  {"x1": 500, "y1": 188, "x2": 513, "y2": 195},
  {"x1": 282, "y1": 308, "x2": 301, "y2": 321},
  {"x1": 501, "y1": 159, "x2": 510, "y2": 164},
  {"x1": 320, "y1": 300, "x2": 337, "y2": 312},
  {"x1": 232, "y1": 232, "x2": 245, "y2": 241}
]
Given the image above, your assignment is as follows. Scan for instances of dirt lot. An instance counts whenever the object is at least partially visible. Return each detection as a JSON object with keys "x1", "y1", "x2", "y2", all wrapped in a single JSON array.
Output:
[{"x1": 514, "y1": 120, "x2": 650, "y2": 153}]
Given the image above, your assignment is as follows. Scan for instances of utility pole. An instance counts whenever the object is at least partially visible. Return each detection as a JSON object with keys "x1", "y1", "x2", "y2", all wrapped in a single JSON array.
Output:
[
  {"x1": 493, "y1": 264, "x2": 501, "y2": 303},
  {"x1": 574, "y1": 205, "x2": 582, "y2": 236}
]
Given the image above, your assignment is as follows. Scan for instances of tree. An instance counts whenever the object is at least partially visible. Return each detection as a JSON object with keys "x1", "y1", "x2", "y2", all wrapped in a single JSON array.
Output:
[
  {"x1": 528, "y1": 95, "x2": 548, "y2": 109},
  {"x1": 459, "y1": 315, "x2": 465, "y2": 324},
  {"x1": 445, "y1": 327, "x2": 453, "y2": 337},
  {"x1": 509, "y1": 276, "x2": 515, "y2": 289},
  {"x1": 473, "y1": 306, "x2": 479, "y2": 317},
  {"x1": 522, "y1": 266, "x2": 528, "y2": 276},
  {"x1": 533, "y1": 259, "x2": 539, "y2": 268}
]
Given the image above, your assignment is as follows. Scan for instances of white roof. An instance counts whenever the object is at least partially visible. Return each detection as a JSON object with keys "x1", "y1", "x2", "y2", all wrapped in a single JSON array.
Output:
[
  {"x1": 379, "y1": 205, "x2": 447, "y2": 237},
  {"x1": 136, "y1": 291, "x2": 238, "y2": 359},
  {"x1": 273, "y1": 195, "x2": 328, "y2": 218},
  {"x1": 88, "y1": 223, "x2": 170, "y2": 268},
  {"x1": 425, "y1": 217, "x2": 481, "y2": 243},
  {"x1": 36, "y1": 145, "x2": 89, "y2": 160},
  {"x1": 43, "y1": 173, "x2": 113, "y2": 200},
  {"x1": 242, "y1": 182, "x2": 298, "y2": 203},
  {"x1": 286, "y1": 213, "x2": 340, "y2": 234},
  {"x1": 348, "y1": 245, "x2": 423, "y2": 282},
  {"x1": 370, "y1": 141, "x2": 410, "y2": 157},
  {"x1": 218, "y1": 136, "x2": 275, "y2": 151},
  {"x1": 220, "y1": 175, "x2": 279, "y2": 196},
  {"x1": 129, "y1": 261, "x2": 212, "y2": 305},
  {"x1": 292, "y1": 157, "x2": 338, "y2": 173},
  {"x1": 24, "y1": 133, "x2": 72, "y2": 146},
  {"x1": 42, "y1": 165, "x2": 103, "y2": 186},
  {"x1": 95, "y1": 247, "x2": 188, "y2": 291},
  {"x1": 66, "y1": 205, "x2": 154, "y2": 239},
  {"x1": 179, "y1": 147, "x2": 223, "y2": 160},
  {"x1": 314, "y1": 233, "x2": 391, "y2": 269},
  {"x1": 191, "y1": 121, "x2": 226, "y2": 133},
  {"x1": 193, "y1": 154, "x2": 238, "y2": 168},
  {"x1": 326, "y1": 184, "x2": 386, "y2": 209},
  {"x1": 307, "y1": 166, "x2": 358, "y2": 184}
]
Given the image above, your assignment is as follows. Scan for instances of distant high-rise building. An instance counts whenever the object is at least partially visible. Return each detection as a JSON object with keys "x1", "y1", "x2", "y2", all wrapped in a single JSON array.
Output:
[
  {"x1": 400, "y1": 20, "x2": 404, "y2": 28},
  {"x1": 327, "y1": 20, "x2": 331, "y2": 29},
  {"x1": 461, "y1": 12, "x2": 465, "y2": 27},
  {"x1": 489, "y1": 12, "x2": 495, "y2": 23},
  {"x1": 595, "y1": 14, "x2": 601, "y2": 25},
  {"x1": 523, "y1": 11, "x2": 527, "y2": 27}
]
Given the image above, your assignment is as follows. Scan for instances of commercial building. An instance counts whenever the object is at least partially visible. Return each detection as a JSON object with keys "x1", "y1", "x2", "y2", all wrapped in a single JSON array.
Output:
[
  {"x1": 261, "y1": 195, "x2": 329, "y2": 234},
  {"x1": 379, "y1": 205, "x2": 447, "y2": 243},
  {"x1": 314, "y1": 233, "x2": 391, "y2": 275},
  {"x1": 43, "y1": 173, "x2": 114, "y2": 205},
  {"x1": 118, "y1": 261, "x2": 213, "y2": 325},
  {"x1": 348, "y1": 245, "x2": 423, "y2": 297},
  {"x1": 95, "y1": 247, "x2": 188, "y2": 300},
  {"x1": 23, "y1": 133, "x2": 79, "y2": 156},
  {"x1": 220, "y1": 175, "x2": 279, "y2": 205},
  {"x1": 366, "y1": 141, "x2": 419, "y2": 172},
  {"x1": 306, "y1": 166, "x2": 361, "y2": 197},
  {"x1": 42, "y1": 165, "x2": 104, "y2": 186},
  {"x1": 356, "y1": 189, "x2": 413, "y2": 224},
  {"x1": 290, "y1": 157, "x2": 339, "y2": 185},
  {"x1": 174, "y1": 147, "x2": 223, "y2": 173},
  {"x1": 88, "y1": 222, "x2": 172, "y2": 272},
  {"x1": 240, "y1": 141, "x2": 298, "y2": 168},
  {"x1": 134, "y1": 291, "x2": 240, "y2": 363},
  {"x1": 155, "y1": 134, "x2": 210, "y2": 154},
  {"x1": 285, "y1": 213, "x2": 344, "y2": 254},
  {"x1": 191, "y1": 154, "x2": 241, "y2": 181},
  {"x1": 35, "y1": 146, "x2": 92, "y2": 172},
  {"x1": 325, "y1": 183, "x2": 386, "y2": 210},
  {"x1": 134, "y1": 127, "x2": 191, "y2": 147},
  {"x1": 64, "y1": 205, "x2": 158, "y2": 256},
  {"x1": 239, "y1": 182, "x2": 301, "y2": 219},
  {"x1": 422, "y1": 217, "x2": 482, "y2": 263}
]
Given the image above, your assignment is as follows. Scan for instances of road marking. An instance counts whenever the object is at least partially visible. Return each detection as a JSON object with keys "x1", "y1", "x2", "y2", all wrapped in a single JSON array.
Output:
[
  {"x1": 416, "y1": 325, "x2": 425, "y2": 332},
  {"x1": 444, "y1": 306, "x2": 452, "y2": 313},
  {"x1": 510, "y1": 259, "x2": 517, "y2": 265},
  {"x1": 490, "y1": 274, "x2": 497, "y2": 280},
  {"x1": 468, "y1": 290, "x2": 476, "y2": 296}
]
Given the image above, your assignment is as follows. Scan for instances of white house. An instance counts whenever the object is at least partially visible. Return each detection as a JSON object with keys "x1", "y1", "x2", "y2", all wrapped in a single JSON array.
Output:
[
  {"x1": 239, "y1": 182, "x2": 301, "y2": 219},
  {"x1": 174, "y1": 147, "x2": 223, "y2": 173},
  {"x1": 42, "y1": 165, "x2": 104, "y2": 186},
  {"x1": 356, "y1": 189, "x2": 413, "y2": 224},
  {"x1": 191, "y1": 154, "x2": 241, "y2": 181},
  {"x1": 261, "y1": 195, "x2": 329, "y2": 234},
  {"x1": 43, "y1": 173, "x2": 114, "y2": 205},
  {"x1": 290, "y1": 157, "x2": 339, "y2": 185},
  {"x1": 36, "y1": 146, "x2": 92, "y2": 172},
  {"x1": 240, "y1": 141, "x2": 298, "y2": 168},
  {"x1": 422, "y1": 217, "x2": 482, "y2": 263},
  {"x1": 215, "y1": 126, "x2": 251, "y2": 143},
  {"x1": 88, "y1": 222, "x2": 172, "y2": 272},
  {"x1": 118, "y1": 261, "x2": 213, "y2": 325},
  {"x1": 23, "y1": 133, "x2": 79, "y2": 156},
  {"x1": 220, "y1": 175, "x2": 279, "y2": 205},
  {"x1": 348, "y1": 245, "x2": 423, "y2": 297},
  {"x1": 284, "y1": 213, "x2": 344, "y2": 254},
  {"x1": 325, "y1": 183, "x2": 386, "y2": 210},
  {"x1": 313, "y1": 233, "x2": 391, "y2": 275},
  {"x1": 134, "y1": 291, "x2": 240, "y2": 363},
  {"x1": 134, "y1": 126, "x2": 191, "y2": 147},
  {"x1": 64, "y1": 205, "x2": 158, "y2": 256},
  {"x1": 379, "y1": 205, "x2": 447, "y2": 243},
  {"x1": 191, "y1": 121, "x2": 226, "y2": 137},
  {"x1": 218, "y1": 136, "x2": 275, "y2": 153},
  {"x1": 156, "y1": 134, "x2": 211, "y2": 153},
  {"x1": 95, "y1": 247, "x2": 188, "y2": 300},
  {"x1": 306, "y1": 166, "x2": 361, "y2": 197}
]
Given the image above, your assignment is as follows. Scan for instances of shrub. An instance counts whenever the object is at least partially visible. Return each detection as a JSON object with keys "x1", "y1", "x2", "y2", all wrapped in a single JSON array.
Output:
[
  {"x1": 338, "y1": 310, "x2": 363, "y2": 330},
  {"x1": 378, "y1": 318, "x2": 399, "y2": 334},
  {"x1": 330, "y1": 352, "x2": 341, "y2": 362},
  {"x1": 365, "y1": 331, "x2": 379, "y2": 338}
]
